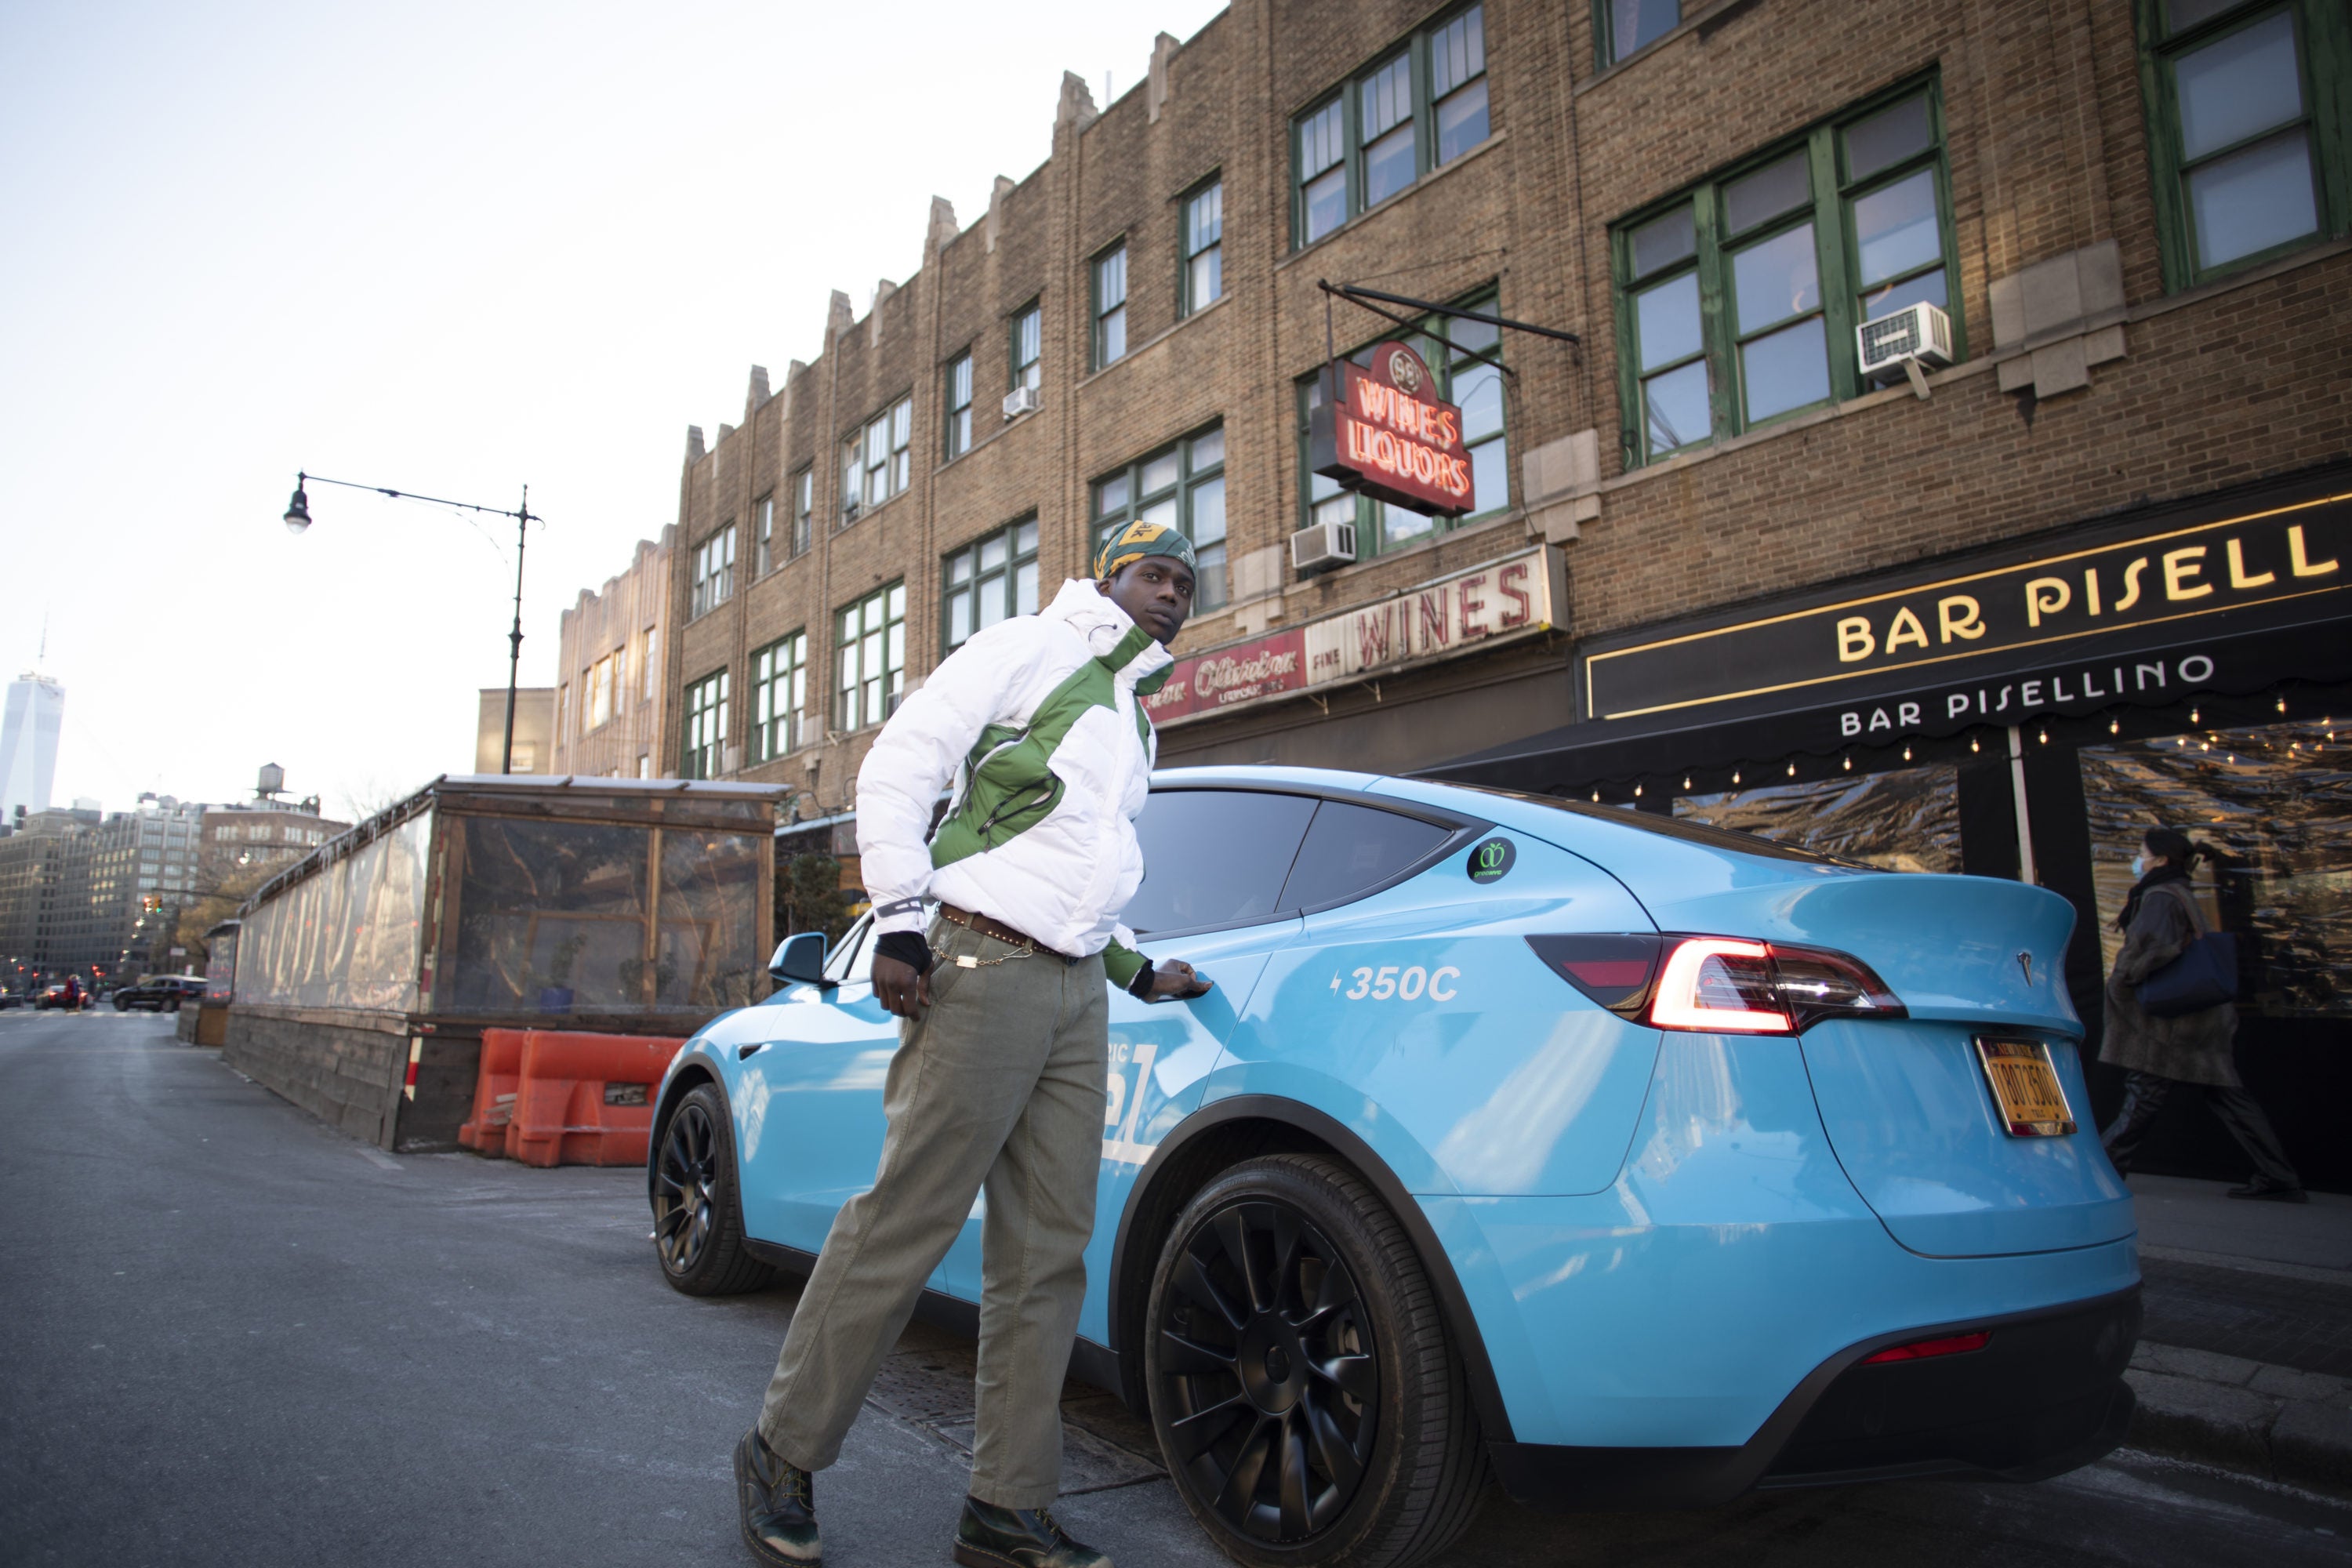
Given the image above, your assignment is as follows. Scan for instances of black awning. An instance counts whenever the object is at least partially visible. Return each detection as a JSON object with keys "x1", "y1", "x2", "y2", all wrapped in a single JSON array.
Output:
[{"x1": 1425, "y1": 609, "x2": 2352, "y2": 795}]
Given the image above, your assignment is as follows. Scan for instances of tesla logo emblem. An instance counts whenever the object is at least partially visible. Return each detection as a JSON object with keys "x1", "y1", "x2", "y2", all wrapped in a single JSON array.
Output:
[{"x1": 2016, "y1": 952, "x2": 2034, "y2": 985}]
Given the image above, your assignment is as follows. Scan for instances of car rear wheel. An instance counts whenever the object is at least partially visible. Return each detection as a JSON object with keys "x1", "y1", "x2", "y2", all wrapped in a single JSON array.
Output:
[
  {"x1": 650, "y1": 1083, "x2": 773, "y2": 1297},
  {"x1": 1145, "y1": 1154, "x2": 1487, "y2": 1568},
  {"x1": 113, "y1": 997, "x2": 128, "y2": 1011}
]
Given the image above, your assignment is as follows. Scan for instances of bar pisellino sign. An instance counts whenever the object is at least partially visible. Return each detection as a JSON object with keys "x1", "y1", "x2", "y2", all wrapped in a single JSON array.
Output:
[{"x1": 1584, "y1": 490, "x2": 2347, "y2": 722}]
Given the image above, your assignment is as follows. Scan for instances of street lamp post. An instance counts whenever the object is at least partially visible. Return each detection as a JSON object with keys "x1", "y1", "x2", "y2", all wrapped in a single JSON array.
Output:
[{"x1": 282, "y1": 472, "x2": 539, "y2": 773}]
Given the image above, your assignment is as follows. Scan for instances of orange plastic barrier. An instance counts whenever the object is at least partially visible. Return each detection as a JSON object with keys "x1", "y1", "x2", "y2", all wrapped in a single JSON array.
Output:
[
  {"x1": 459, "y1": 1029, "x2": 527, "y2": 1156},
  {"x1": 504, "y1": 1031, "x2": 685, "y2": 1168}
]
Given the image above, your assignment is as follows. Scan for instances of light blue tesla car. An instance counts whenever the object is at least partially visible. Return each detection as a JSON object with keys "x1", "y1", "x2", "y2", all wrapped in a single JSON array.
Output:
[{"x1": 648, "y1": 765, "x2": 2138, "y2": 1567}]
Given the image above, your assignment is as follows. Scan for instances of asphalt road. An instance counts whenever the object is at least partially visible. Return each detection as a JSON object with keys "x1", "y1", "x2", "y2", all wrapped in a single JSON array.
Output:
[{"x1": 2, "y1": 1010, "x2": 2346, "y2": 1568}]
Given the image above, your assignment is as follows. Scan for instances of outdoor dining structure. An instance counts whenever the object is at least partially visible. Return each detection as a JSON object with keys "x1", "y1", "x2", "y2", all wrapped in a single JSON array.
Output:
[{"x1": 218, "y1": 775, "x2": 786, "y2": 1151}]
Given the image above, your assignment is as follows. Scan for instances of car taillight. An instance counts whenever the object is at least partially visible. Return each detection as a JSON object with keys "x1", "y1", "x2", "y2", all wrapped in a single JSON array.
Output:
[
  {"x1": 1863, "y1": 1330, "x2": 1990, "y2": 1364},
  {"x1": 1526, "y1": 934, "x2": 1904, "y2": 1033}
]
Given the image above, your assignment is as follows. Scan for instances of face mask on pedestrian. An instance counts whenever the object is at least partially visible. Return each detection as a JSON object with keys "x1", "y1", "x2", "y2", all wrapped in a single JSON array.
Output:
[{"x1": 2130, "y1": 854, "x2": 2146, "y2": 876}]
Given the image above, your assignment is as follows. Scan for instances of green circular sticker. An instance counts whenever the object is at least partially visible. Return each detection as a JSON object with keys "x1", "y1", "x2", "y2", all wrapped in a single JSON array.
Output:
[{"x1": 1467, "y1": 837, "x2": 1516, "y2": 884}]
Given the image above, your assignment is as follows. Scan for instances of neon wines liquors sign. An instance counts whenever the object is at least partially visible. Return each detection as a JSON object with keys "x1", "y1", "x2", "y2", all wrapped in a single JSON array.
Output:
[{"x1": 1307, "y1": 342, "x2": 1475, "y2": 517}]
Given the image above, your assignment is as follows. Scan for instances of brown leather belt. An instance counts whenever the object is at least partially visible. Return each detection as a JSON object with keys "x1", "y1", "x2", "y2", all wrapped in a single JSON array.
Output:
[{"x1": 937, "y1": 902, "x2": 1078, "y2": 962}]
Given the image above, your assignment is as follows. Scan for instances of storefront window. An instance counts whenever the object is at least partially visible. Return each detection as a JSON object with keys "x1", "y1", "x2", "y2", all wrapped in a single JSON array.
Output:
[
  {"x1": 2078, "y1": 717, "x2": 2348, "y2": 1017},
  {"x1": 1673, "y1": 764, "x2": 1962, "y2": 872}
]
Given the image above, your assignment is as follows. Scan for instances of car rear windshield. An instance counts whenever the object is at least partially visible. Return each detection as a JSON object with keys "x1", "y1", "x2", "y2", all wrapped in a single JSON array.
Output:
[{"x1": 1453, "y1": 785, "x2": 1878, "y2": 869}]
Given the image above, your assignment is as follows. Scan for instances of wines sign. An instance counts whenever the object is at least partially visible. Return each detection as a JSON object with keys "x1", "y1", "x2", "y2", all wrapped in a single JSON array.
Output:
[{"x1": 1308, "y1": 342, "x2": 1475, "y2": 518}]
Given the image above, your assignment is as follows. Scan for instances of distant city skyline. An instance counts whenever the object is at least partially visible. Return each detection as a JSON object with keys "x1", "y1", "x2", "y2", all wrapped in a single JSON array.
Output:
[{"x1": 0, "y1": 0, "x2": 1222, "y2": 822}]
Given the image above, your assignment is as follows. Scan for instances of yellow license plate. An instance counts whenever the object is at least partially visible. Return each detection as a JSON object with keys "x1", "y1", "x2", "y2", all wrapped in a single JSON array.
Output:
[{"x1": 1976, "y1": 1039, "x2": 2077, "y2": 1137}]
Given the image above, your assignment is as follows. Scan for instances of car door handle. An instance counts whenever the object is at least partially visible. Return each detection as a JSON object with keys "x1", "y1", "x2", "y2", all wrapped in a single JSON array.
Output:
[{"x1": 739, "y1": 1044, "x2": 766, "y2": 1061}]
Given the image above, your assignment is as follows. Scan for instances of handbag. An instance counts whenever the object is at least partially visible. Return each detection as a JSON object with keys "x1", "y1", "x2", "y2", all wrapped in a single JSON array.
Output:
[{"x1": 2134, "y1": 884, "x2": 2238, "y2": 1018}]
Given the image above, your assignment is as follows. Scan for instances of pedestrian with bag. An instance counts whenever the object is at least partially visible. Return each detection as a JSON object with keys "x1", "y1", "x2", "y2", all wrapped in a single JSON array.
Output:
[
  {"x1": 735, "y1": 520, "x2": 1215, "y2": 1568},
  {"x1": 2098, "y1": 826, "x2": 2304, "y2": 1203}
]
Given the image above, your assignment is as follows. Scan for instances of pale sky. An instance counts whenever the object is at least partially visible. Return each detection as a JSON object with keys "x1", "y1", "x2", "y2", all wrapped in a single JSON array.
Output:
[{"x1": 0, "y1": 0, "x2": 1224, "y2": 823}]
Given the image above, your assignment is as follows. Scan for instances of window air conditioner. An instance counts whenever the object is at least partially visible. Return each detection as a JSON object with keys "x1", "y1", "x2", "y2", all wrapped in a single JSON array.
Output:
[
  {"x1": 1290, "y1": 518, "x2": 1357, "y2": 574},
  {"x1": 1002, "y1": 386, "x2": 1041, "y2": 419},
  {"x1": 1857, "y1": 300, "x2": 1955, "y2": 387}
]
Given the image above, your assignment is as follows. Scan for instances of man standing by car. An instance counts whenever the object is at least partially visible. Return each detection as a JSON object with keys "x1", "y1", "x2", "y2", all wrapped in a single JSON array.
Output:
[{"x1": 736, "y1": 521, "x2": 1213, "y2": 1568}]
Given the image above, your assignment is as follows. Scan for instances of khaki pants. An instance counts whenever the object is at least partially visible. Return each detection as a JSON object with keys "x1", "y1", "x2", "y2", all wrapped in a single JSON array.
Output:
[{"x1": 758, "y1": 917, "x2": 1109, "y2": 1508}]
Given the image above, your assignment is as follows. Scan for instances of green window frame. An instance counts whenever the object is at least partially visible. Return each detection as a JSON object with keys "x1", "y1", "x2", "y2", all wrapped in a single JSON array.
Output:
[
  {"x1": 1294, "y1": 287, "x2": 1512, "y2": 556},
  {"x1": 840, "y1": 396, "x2": 912, "y2": 524},
  {"x1": 833, "y1": 583, "x2": 906, "y2": 732},
  {"x1": 688, "y1": 524, "x2": 735, "y2": 619},
  {"x1": 1181, "y1": 177, "x2": 1223, "y2": 317},
  {"x1": 1091, "y1": 426, "x2": 1228, "y2": 611},
  {"x1": 945, "y1": 351, "x2": 974, "y2": 459},
  {"x1": 1092, "y1": 244, "x2": 1128, "y2": 370},
  {"x1": 943, "y1": 517, "x2": 1040, "y2": 652},
  {"x1": 681, "y1": 668, "x2": 728, "y2": 780},
  {"x1": 2136, "y1": 0, "x2": 2350, "y2": 291},
  {"x1": 1595, "y1": 0, "x2": 1681, "y2": 69},
  {"x1": 1612, "y1": 77, "x2": 1963, "y2": 469},
  {"x1": 1011, "y1": 301, "x2": 1042, "y2": 393},
  {"x1": 750, "y1": 631, "x2": 808, "y2": 764},
  {"x1": 1290, "y1": 3, "x2": 1489, "y2": 249}
]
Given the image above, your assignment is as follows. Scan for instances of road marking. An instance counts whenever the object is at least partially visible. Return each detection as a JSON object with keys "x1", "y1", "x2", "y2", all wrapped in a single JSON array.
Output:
[{"x1": 353, "y1": 1145, "x2": 402, "y2": 1173}]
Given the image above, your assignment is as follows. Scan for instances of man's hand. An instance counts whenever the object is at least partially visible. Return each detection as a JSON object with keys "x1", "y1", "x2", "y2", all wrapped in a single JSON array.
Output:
[
  {"x1": 1145, "y1": 960, "x2": 1213, "y2": 1002},
  {"x1": 873, "y1": 953, "x2": 934, "y2": 1020}
]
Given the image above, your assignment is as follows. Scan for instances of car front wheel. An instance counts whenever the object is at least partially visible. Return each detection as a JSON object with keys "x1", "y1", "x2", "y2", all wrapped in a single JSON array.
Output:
[
  {"x1": 1145, "y1": 1154, "x2": 1487, "y2": 1568},
  {"x1": 650, "y1": 1083, "x2": 774, "y2": 1297}
]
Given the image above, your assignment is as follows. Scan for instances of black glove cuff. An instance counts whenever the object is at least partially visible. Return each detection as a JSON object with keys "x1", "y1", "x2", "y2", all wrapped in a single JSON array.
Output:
[
  {"x1": 1126, "y1": 962, "x2": 1156, "y2": 999},
  {"x1": 875, "y1": 931, "x2": 935, "y2": 977}
]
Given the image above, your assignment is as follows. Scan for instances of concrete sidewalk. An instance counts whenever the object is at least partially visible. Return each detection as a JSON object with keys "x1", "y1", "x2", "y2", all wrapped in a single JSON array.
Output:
[{"x1": 2126, "y1": 1173, "x2": 2352, "y2": 1495}]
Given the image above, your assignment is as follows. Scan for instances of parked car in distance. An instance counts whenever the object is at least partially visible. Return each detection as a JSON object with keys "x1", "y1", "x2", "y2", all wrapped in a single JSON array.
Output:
[
  {"x1": 648, "y1": 765, "x2": 2137, "y2": 1568},
  {"x1": 36, "y1": 984, "x2": 88, "y2": 1011},
  {"x1": 111, "y1": 975, "x2": 207, "y2": 1012},
  {"x1": 0, "y1": 990, "x2": 24, "y2": 1009}
]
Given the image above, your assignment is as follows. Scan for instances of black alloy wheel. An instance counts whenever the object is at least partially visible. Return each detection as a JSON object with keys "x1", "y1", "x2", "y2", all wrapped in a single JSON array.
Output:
[
  {"x1": 1145, "y1": 1155, "x2": 1487, "y2": 1568},
  {"x1": 649, "y1": 1083, "x2": 772, "y2": 1296}
]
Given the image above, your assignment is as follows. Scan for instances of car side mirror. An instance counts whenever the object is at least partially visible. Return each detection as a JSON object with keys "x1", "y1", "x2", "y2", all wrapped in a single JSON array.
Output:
[{"x1": 769, "y1": 931, "x2": 834, "y2": 989}]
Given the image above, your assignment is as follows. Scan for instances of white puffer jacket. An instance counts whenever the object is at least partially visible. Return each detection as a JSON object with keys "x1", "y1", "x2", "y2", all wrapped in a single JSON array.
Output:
[{"x1": 855, "y1": 578, "x2": 1171, "y2": 982}]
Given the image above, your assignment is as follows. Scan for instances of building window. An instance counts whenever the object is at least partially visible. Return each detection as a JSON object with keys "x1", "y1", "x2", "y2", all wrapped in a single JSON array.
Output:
[
  {"x1": 681, "y1": 669, "x2": 728, "y2": 780},
  {"x1": 1598, "y1": 0, "x2": 1679, "y2": 67},
  {"x1": 789, "y1": 467, "x2": 813, "y2": 558},
  {"x1": 1091, "y1": 426, "x2": 1228, "y2": 611},
  {"x1": 1612, "y1": 79, "x2": 1959, "y2": 466},
  {"x1": 641, "y1": 626, "x2": 659, "y2": 701},
  {"x1": 944, "y1": 518, "x2": 1040, "y2": 650},
  {"x1": 1297, "y1": 289, "x2": 1510, "y2": 554},
  {"x1": 1181, "y1": 179, "x2": 1223, "y2": 316},
  {"x1": 835, "y1": 584, "x2": 906, "y2": 731},
  {"x1": 588, "y1": 654, "x2": 614, "y2": 730},
  {"x1": 2139, "y1": 0, "x2": 2346, "y2": 289},
  {"x1": 750, "y1": 631, "x2": 808, "y2": 763},
  {"x1": 557, "y1": 684, "x2": 570, "y2": 738},
  {"x1": 1291, "y1": 4, "x2": 1489, "y2": 249},
  {"x1": 1092, "y1": 244, "x2": 1128, "y2": 369},
  {"x1": 754, "y1": 493, "x2": 775, "y2": 577},
  {"x1": 841, "y1": 397, "x2": 912, "y2": 523},
  {"x1": 689, "y1": 524, "x2": 736, "y2": 618},
  {"x1": 1011, "y1": 302, "x2": 1042, "y2": 393},
  {"x1": 946, "y1": 351, "x2": 974, "y2": 458}
]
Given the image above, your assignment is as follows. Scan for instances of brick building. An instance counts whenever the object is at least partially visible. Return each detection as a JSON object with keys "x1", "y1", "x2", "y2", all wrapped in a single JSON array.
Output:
[
  {"x1": 652, "y1": 0, "x2": 2349, "y2": 1179},
  {"x1": 550, "y1": 528, "x2": 675, "y2": 779}
]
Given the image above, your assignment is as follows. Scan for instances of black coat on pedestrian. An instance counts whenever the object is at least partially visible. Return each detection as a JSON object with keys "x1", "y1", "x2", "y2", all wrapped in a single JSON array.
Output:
[{"x1": 2100, "y1": 880, "x2": 2239, "y2": 1087}]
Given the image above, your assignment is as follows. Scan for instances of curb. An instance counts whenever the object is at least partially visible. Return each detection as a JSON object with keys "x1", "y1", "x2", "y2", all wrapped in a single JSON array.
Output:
[{"x1": 2126, "y1": 1341, "x2": 2352, "y2": 1497}]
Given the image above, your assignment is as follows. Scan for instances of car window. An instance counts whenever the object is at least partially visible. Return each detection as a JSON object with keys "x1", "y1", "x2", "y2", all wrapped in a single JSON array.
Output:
[
  {"x1": 1279, "y1": 800, "x2": 1455, "y2": 911},
  {"x1": 1125, "y1": 789, "x2": 1317, "y2": 935}
]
